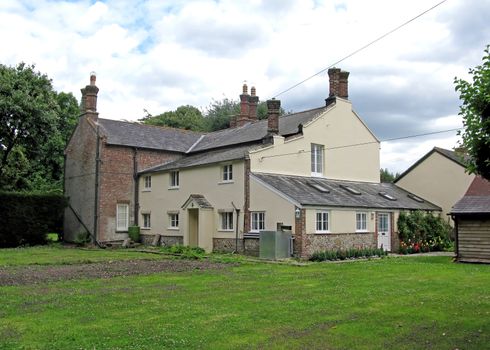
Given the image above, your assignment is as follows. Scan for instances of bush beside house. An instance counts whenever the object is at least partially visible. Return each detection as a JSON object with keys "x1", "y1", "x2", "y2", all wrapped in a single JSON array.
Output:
[
  {"x1": 0, "y1": 192, "x2": 67, "y2": 247},
  {"x1": 397, "y1": 211, "x2": 452, "y2": 254}
]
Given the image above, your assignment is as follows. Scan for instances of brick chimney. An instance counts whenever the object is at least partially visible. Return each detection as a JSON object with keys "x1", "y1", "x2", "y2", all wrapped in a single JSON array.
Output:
[
  {"x1": 267, "y1": 99, "x2": 280, "y2": 135},
  {"x1": 237, "y1": 83, "x2": 250, "y2": 127},
  {"x1": 248, "y1": 86, "x2": 258, "y2": 121},
  {"x1": 327, "y1": 68, "x2": 349, "y2": 99},
  {"x1": 81, "y1": 72, "x2": 99, "y2": 119}
]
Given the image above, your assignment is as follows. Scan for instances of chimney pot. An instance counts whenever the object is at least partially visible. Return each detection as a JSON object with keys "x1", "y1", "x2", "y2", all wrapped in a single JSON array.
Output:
[
  {"x1": 81, "y1": 73, "x2": 99, "y2": 118},
  {"x1": 90, "y1": 71, "x2": 97, "y2": 86},
  {"x1": 242, "y1": 83, "x2": 248, "y2": 95},
  {"x1": 251, "y1": 86, "x2": 256, "y2": 97}
]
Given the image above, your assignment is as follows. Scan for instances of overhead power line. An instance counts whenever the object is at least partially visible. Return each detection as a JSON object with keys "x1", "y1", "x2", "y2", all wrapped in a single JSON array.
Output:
[
  {"x1": 259, "y1": 127, "x2": 461, "y2": 161},
  {"x1": 272, "y1": 0, "x2": 448, "y2": 99}
]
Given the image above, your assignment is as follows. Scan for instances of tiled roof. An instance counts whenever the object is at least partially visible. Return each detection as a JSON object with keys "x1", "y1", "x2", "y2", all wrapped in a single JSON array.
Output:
[
  {"x1": 252, "y1": 172, "x2": 441, "y2": 211},
  {"x1": 395, "y1": 147, "x2": 468, "y2": 183},
  {"x1": 98, "y1": 118, "x2": 203, "y2": 153},
  {"x1": 140, "y1": 145, "x2": 254, "y2": 174},
  {"x1": 451, "y1": 176, "x2": 490, "y2": 214},
  {"x1": 189, "y1": 106, "x2": 328, "y2": 152}
]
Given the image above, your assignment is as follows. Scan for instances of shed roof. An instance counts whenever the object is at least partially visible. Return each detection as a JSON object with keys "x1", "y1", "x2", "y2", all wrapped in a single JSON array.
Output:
[
  {"x1": 252, "y1": 172, "x2": 441, "y2": 211},
  {"x1": 451, "y1": 176, "x2": 490, "y2": 214}
]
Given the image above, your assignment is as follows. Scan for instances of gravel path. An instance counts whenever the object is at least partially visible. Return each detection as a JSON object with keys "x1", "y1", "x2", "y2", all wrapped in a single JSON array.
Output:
[{"x1": 0, "y1": 259, "x2": 231, "y2": 286}]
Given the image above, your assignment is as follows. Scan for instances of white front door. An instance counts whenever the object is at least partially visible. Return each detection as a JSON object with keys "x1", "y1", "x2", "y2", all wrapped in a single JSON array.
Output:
[{"x1": 377, "y1": 212, "x2": 391, "y2": 251}]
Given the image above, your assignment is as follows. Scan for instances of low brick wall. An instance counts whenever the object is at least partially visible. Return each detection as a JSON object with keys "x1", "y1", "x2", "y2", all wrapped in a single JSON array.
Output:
[
  {"x1": 244, "y1": 238, "x2": 259, "y2": 256},
  {"x1": 304, "y1": 232, "x2": 376, "y2": 256},
  {"x1": 140, "y1": 234, "x2": 182, "y2": 246},
  {"x1": 213, "y1": 238, "x2": 243, "y2": 253}
]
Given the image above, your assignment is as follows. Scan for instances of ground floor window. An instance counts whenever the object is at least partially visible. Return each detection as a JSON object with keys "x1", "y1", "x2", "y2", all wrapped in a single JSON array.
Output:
[
  {"x1": 169, "y1": 213, "x2": 179, "y2": 229},
  {"x1": 116, "y1": 203, "x2": 129, "y2": 231},
  {"x1": 316, "y1": 210, "x2": 329, "y2": 233},
  {"x1": 142, "y1": 213, "x2": 151, "y2": 229},
  {"x1": 356, "y1": 212, "x2": 367, "y2": 232},
  {"x1": 220, "y1": 211, "x2": 234, "y2": 231},
  {"x1": 251, "y1": 212, "x2": 265, "y2": 232}
]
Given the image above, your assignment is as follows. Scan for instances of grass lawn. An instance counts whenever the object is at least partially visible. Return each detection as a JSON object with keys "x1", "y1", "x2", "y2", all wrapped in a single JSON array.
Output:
[{"x1": 1, "y1": 246, "x2": 489, "y2": 349}]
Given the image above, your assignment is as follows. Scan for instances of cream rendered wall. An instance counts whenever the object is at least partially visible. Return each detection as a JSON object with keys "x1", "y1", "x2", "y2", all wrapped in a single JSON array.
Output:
[
  {"x1": 396, "y1": 152, "x2": 475, "y2": 223},
  {"x1": 304, "y1": 208, "x2": 399, "y2": 234},
  {"x1": 250, "y1": 177, "x2": 296, "y2": 232},
  {"x1": 138, "y1": 161, "x2": 245, "y2": 240},
  {"x1": 249, "y1": 99, "x2": 380, "y2": 182}
]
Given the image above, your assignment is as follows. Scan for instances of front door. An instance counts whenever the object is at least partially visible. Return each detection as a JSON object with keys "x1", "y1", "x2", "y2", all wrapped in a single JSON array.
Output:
[
  {"x1": 377, "y1": 212, "x2": 391, "y2": 251},
  {"x1": 188, "y1": 209, "x2": 199, "y2": 247}
]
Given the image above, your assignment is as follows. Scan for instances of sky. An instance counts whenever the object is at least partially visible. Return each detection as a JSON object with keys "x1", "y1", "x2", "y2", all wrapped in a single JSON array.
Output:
[{"x1": 1, "y1": 0, "x2": 489, "y2": 174}]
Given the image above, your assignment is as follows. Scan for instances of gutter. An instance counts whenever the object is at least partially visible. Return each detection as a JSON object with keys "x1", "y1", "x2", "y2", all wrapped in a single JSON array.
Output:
[
  {"x1": 133, "y1": 148, "x2": 139, "y2": 226},
  {"x1": 93, "y1": 124, "x2": 101, "y2": 244}
]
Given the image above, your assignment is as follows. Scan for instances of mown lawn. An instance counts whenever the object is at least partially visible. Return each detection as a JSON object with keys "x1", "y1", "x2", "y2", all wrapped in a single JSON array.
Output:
[{"x1": 0, "y1": 246, "x2": 489, "y2": 349}]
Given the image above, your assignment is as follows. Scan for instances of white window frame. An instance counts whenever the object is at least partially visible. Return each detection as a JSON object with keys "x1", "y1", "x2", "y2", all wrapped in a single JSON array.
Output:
[
  {"x1": 143, "y1": 175, "x2": 151, "y2": 191},
  {"x1": 222, "y1": 164, "x2": 233, "y2": 182},
  {"x1": 116, "y1": 203, "x2": 129, "y2": 232},
  {"x1": 356, "y1": 212, "x2": 368, "y2": 232},
  {"x1": 311, "y1": 143, "x2": 324, "y2": 177},
  {"x1": 315, "y1": 210, "x2": 330, "y2": 233},
  {"x1": 219, "y1": 211, "x2": 234, "y2": 231},
  {"x1": 142, "y1": 213, "x2": 151, "y2": 229},
  {"x1": 168, "y1": 213, "x2": 179, "y2": 229},
  {"x1": 169, "y1": 171, "x2": 179, "y2": 188},
  {"x1": 250, "y1": 212, "x2": 265, "y2": 232}
]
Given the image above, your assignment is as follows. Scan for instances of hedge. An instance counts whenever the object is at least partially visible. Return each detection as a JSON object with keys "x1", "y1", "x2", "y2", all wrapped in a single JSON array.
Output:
[{"x1": 0, "y1": 192, "x2": 67, "y2": 247}]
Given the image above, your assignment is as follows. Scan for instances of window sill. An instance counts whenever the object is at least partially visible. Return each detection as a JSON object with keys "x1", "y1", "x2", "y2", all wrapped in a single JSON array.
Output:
[
  {"x1": 141, "y1": 227, "x2": 151, "y2": 230},
  {"x1": 116, "y1": 230, "x2": 128, "y2": 234},
  {"x1": 311, "y1": 173, "x2": 323, "y2": 178},
  {"x1": 315, "y1": 231, "x2": 330, "y2": 234},
  {"x1": 167, "y1": 227, "x2": 180, "y2": 231},
  {"x1": 168, "y1": 186, "x2": 180, "y2": 190},
  {"x1": 356, "y1": 230, "x2": 368, "y2": 233},
  {"x1": 218, "y1": 180, "x2": 234, "y2": 185},
  {"x1": 142, "y1": 189, "x2": 151, "y2": 192},
  {"x1": 218, "y1": 229, "x2": 234, "y2": 232}
]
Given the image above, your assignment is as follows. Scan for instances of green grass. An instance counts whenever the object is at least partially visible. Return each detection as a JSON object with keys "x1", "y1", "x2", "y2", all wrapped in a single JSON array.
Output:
[
  {"x1": 0, "y1": 244, "x2": 169, "y2": 266},
  {"x1": 1, "y1": 248, "x2": 489, "y2": 349}
]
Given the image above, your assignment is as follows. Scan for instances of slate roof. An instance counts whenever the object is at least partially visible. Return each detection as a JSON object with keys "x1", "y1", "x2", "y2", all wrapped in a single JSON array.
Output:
[
  {"x1": 98, "y1": 118, "x2": 203, "y2": 153},
  {"x1": 182, "y1": 194, "x2": 213, "y2": 209},
  {"x1": 188, "y1": 106, "x2": 328, "y2": 152},
  {"x1": 140, "y1": 145, "x2": 254, "y2": 174},
  {"x1": 395, "y1": 147, "x2": 468, "y2": 183},
  {"x1": 451, "y1": 176, "x2": 490, "y2": 214},
  {"x1": 252, "y1": 172, "x2": 441, "y2": 211}
]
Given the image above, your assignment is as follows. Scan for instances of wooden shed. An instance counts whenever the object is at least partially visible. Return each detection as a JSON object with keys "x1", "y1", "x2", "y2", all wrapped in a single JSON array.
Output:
[{"x1": 451, "y1": 176, "x2": 490, "y2": 263}]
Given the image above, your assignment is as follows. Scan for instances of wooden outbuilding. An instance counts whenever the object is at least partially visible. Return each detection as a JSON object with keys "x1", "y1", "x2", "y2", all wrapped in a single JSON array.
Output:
[{"x1": 451, "y1": 176, "x2": 490, "y2": 263}]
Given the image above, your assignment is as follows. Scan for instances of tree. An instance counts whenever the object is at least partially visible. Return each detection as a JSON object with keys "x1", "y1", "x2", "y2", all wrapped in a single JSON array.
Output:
[
  {"x1": 0, "y1": 63, "x2": 79, "y2": 192},
  {"x1": 140, "y1": 105, "x2": 205, "y2": 131},
  {"x1": 454, "y1": 45, "x2": 490, "y2": 180},
  {"x1": 380, "y1": 168, "x2": 400, "y2": 183}
]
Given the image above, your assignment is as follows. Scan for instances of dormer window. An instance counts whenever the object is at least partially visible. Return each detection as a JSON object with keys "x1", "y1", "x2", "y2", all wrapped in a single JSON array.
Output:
[{"x1": 311, "y1": 144, "x2": 324, "y2": 177}]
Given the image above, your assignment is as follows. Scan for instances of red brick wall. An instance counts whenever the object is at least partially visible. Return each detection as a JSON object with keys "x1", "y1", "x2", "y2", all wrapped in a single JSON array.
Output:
[{"x1": 97, "y1": 144, "x2": 181, "y2": 241}]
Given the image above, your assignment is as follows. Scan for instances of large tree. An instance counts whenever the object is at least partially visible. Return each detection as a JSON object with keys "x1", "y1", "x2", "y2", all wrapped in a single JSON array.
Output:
[
  {"x1": 140, "y1": 105, "x2": 205, "y2": 131},
  {"x1": 0, "y1": 63, "x2": 79, "y2": 192},
  {"x1": 454, "y1": 45, "x2": 490, "y2": 180}
]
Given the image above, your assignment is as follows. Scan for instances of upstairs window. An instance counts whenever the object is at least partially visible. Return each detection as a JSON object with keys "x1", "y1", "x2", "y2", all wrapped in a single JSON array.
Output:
[
  {"x1": 219, "y1": 211, "x2": 234, "y2": 231},
  {"x1": 116, "y1": 204, "x2": 129, "y2": 232},
  {"x1": 356, "y1": 212, "x2": 367, "y2": 232},
  {"x1": 170, "y1": 171, "x2": 179, "y2": 188},
  {"x1": 144, "y1": 176, "x2": 151, "y2": 190},
  {"x1": 251, "y1": 212, "x2": 265, "y2": 232},
  {"x1": 311, "y1": 144, "x2": 324, "y2": 177},
  {"x1": 222, "y1": 164, "x2": 233, "y2": 182}
]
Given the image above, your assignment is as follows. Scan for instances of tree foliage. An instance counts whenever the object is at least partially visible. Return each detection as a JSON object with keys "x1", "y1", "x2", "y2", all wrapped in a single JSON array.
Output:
[
  {"x1": 139, "y1": 105, "x2": 205, "y2": 131},
  {"x1": 380, "y1": 168, "x2": 400, "y2": 183},
  {"x1": 454, "y1": 45, "x2": 490, "y2": 180},
  {"x1": 0, "y1": 63, "x2": 79, "y2": 192}
]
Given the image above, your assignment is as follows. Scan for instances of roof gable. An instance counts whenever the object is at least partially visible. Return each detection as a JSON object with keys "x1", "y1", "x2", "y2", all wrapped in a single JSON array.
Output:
[{"x1": 395, "y1": 147, "x2": 467, "y2": 183}]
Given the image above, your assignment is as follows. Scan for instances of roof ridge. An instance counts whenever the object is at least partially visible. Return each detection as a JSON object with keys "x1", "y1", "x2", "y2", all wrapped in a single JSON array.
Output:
[{"x1": 98, "y1": 118, "x2": 205, "y2": 136}]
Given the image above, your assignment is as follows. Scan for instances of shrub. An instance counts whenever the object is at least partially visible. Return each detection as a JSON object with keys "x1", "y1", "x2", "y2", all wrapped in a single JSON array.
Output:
[
  {"x1": 309, "y1": 247, "x2": 386, "y2": 262},
  {"x1": 128, "y1": 226, "x2": 140, "y2": 242},
  {"x1": 160, "y1": 244, "x2": 206, "y2": 259},
  {"x1": 397, "y1": 211, "x2": 452, "y2": 254},
  {"x1": 0, "y1": 192, "x2": 67, "y2": 247}
]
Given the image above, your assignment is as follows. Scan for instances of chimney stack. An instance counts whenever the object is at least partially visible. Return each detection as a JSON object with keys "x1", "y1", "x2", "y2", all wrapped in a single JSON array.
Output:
[
  {"x1": 248, "y1": 86, "x2": 258, "y2": 121},
  {"x1": 267, "y1": 99, "x2": 280, "y2": 135},
  {"x1": 327, "y1": 68, "x2": 349, "y2": 100},
  {"x1": 81, "y1": 72, "x2": 99, "y2": 119},
  {"x1": 237, "y1": 83, "x2": 250, "y2": 127}
]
